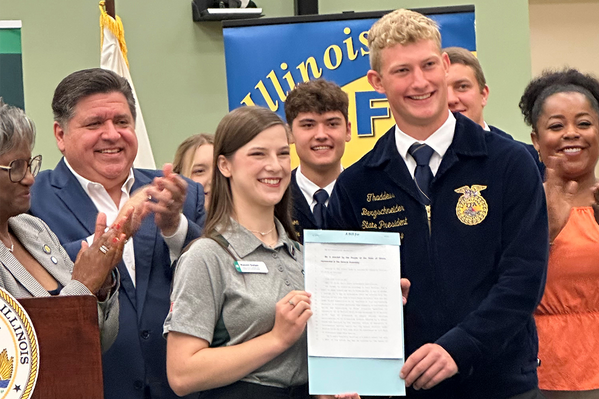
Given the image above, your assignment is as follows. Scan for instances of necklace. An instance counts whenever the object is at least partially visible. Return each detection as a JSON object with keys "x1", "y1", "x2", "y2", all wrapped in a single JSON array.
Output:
[{"x1": 248, "y1": 225, "x2": 276, "y2": 236}]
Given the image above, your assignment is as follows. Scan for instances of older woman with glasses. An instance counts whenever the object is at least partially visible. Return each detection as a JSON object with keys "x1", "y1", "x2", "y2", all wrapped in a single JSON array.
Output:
[
  {"x1": 0, "y1": 100, "x2": 129, "y2": 351},
  {"x1": 0, "y1": 154, "x2": 42, "y2": 182}
]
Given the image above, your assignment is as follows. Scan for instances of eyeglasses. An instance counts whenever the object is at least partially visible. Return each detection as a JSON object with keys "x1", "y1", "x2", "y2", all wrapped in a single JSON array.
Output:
[{"x1": 0, "y1": 155, "x2": 42, "y2": 183}]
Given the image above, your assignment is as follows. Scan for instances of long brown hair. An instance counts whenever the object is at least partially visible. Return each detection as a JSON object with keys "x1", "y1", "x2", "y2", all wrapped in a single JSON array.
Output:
[{"x1": 204, "y1": 106, "x2": 296, "y2": 241}]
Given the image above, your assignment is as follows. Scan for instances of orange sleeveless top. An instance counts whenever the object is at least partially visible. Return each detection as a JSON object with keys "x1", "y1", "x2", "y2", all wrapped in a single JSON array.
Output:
[{"x1": 535, "y1": 207, "x2": 599, "y2": 390}]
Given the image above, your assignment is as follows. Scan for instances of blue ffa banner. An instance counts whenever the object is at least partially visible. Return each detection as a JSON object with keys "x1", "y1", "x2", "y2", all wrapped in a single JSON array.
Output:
[{"x1": 223, "y1": 8, "x2": 476, "y2": 167}]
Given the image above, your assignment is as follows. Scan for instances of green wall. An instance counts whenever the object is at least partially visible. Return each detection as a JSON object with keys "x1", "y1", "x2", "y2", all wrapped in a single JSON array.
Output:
[{"x1": 0, "y1": 0, "x2": 531, "y2": 170}]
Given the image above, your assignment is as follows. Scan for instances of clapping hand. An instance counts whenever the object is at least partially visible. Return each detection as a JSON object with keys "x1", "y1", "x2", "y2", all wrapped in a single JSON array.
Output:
[
  {"x1": 544, "y1": 155, "x2": 577, "y2": 242},
  {"x1": 146, "y1": 164, "x2": 188, "y2": 236},
  {"x1": 71, "y1": 211, "x2": 129, "y2": 297},
  {"x1": 113, "y1": 186, "x2": 152, "y2": 239},
  {"x1": 592, "y1": 182, "x2": 599, "y2": 224}
]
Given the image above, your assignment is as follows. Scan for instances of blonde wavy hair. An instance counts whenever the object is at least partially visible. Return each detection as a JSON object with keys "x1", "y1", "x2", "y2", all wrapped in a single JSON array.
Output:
[{"x1": 368, "y1": 9, "x2": 441, "y2": 73}]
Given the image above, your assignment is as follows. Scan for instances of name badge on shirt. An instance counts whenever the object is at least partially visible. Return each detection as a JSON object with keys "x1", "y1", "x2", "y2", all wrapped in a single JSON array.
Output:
[{"x1": 234, "y1": 261, "x2": 268, "y2": 273}]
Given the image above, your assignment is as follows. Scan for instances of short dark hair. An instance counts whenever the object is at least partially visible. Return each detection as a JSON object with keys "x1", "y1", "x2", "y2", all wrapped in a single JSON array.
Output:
[
  {"x1": 284, "y1": 79, "x2": 349, "y2": 126},
  {"x1": 52, "y1": 68, "x2": 136, "y2": 127},
  {"x1": 519, "y1": 68, "x2": 599, "y2": 132},
  {"x1": 443, "y1": 47, "x2": 487, "y2": 92}
]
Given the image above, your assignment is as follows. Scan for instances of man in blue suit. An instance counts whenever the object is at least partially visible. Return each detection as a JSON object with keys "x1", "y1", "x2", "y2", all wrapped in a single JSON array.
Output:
[{"x1": 30, "y1": 68, "x2": 204, "y2": 399}]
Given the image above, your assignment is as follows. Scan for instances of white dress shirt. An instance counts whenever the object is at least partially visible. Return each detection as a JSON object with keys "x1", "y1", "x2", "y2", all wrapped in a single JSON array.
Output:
[
  {"x1": 394, "y1": 112, "x2": 456, "y2": 178},
  {"x1": 65, "y1": 159, "x2": 187, "y2": 286},
  {"x1": 295, "y1": 165, "x2": 340, "y2": 213}
]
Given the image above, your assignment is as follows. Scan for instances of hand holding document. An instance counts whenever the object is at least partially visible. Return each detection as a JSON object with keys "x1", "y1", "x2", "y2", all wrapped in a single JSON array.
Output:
[{"x1": 304, "y1": 230, "x2": 405, "y2": 396}]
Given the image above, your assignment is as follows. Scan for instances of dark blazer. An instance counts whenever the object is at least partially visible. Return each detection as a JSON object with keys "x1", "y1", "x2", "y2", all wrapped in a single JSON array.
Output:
[
  {"x1": 488, "y1": 125, "x2": 545, "y2": 176},
  {"x1": 290, "y1": 169, "x2": 317, "y2": 243},
  {"x1": 326, "y1": 114, "x2": 548, "y2": 398},
  {"x1": 30, "y1": 158, "x2": 205, "y2": 399}
]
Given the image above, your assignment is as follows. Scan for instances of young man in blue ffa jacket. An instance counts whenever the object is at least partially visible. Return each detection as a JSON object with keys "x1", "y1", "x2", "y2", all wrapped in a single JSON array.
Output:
[
  {"x1": 326, "y1": 9, "x2": 548, "y2": 399},
  {"x1": 30, "y1": 69, "x2": 204, "y2": 399},
  {"x1": 444, "y1": 46, "x2": 544, "y2": 174},
  {"x1": 285, "y1": 79, "x2": 351, "y2": 242}
]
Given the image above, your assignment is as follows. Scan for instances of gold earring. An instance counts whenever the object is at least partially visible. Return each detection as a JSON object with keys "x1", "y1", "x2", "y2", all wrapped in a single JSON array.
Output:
[{"x1": 537, "y1": 150, "x2": 542, "y2": 163}]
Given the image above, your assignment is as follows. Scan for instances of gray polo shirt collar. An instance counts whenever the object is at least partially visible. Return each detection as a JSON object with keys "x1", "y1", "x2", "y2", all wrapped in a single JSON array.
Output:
[{"x1": 222, "y1": 218, "x2": 298, "y2": 260}]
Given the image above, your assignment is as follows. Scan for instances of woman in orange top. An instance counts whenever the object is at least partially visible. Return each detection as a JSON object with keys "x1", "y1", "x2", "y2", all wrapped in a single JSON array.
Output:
[{"x1": 520, "y1": 69, "x2": 599, "y2": 398}]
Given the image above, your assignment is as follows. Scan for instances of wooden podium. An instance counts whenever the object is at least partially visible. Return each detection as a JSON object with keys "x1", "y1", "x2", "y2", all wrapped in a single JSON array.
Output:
[{"x1": 18, "y1": 295, "x2": 104, "y2": 399}]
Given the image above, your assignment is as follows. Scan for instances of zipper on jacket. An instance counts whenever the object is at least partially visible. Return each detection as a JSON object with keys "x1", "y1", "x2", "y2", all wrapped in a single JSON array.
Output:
[{"x1": 425, "y1": 204, "x2": 432, "y2": 235}]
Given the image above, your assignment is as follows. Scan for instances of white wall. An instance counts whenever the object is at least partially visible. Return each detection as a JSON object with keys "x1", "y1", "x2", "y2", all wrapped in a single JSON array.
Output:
[
  {"x1": 529, "y1": 0, "x2": 599, "y2": 175},
  {"x1": 529, "y1": 0, "x2": 599, "y2": 77}
]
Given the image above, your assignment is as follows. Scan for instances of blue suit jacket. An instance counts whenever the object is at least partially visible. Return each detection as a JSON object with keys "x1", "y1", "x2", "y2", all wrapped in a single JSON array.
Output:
[
  {"x1": 290, "y1": 169, "x2": 317, "y2": 243},
  {"x1": 30, "y1": 158, "x2": 205, "y2": 399}
]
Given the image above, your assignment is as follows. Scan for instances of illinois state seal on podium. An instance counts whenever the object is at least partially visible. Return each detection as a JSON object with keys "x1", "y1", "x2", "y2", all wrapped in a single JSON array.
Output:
[{"x1": 0, "y1": 288, "x2": 39, "y2": 398}]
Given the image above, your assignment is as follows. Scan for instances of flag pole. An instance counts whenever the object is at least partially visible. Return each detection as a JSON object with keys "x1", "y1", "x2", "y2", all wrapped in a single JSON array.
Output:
[
  {"x1": 99, "y1": 0, "x2": 156, "y2": 168},
  {"x1": 105, "y1": 0, "x2": 115, "y2": 18}
]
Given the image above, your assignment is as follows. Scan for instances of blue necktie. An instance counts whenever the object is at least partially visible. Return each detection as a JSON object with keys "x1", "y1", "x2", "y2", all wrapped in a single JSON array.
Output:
[
  {"x1": 408, "y1": 143, "x2": 434, "y2": 205},
  {"x1": 313, "y1": 189, "x2": 329, "y2": 229}
]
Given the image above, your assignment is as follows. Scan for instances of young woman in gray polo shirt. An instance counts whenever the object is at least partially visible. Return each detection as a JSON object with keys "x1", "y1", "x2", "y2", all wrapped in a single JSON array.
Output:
[{"x1": 164, "y1": 106, "x2": 331, "y2": 399}]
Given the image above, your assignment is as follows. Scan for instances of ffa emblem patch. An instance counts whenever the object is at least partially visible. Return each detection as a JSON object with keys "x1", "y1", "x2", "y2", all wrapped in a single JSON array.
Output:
[
  {"x1": 0, "y1": 288, "x2": 39, "y2": 398},
  {"x1": 455, "y1": 185, "x2": 488, "y2": 226}
]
